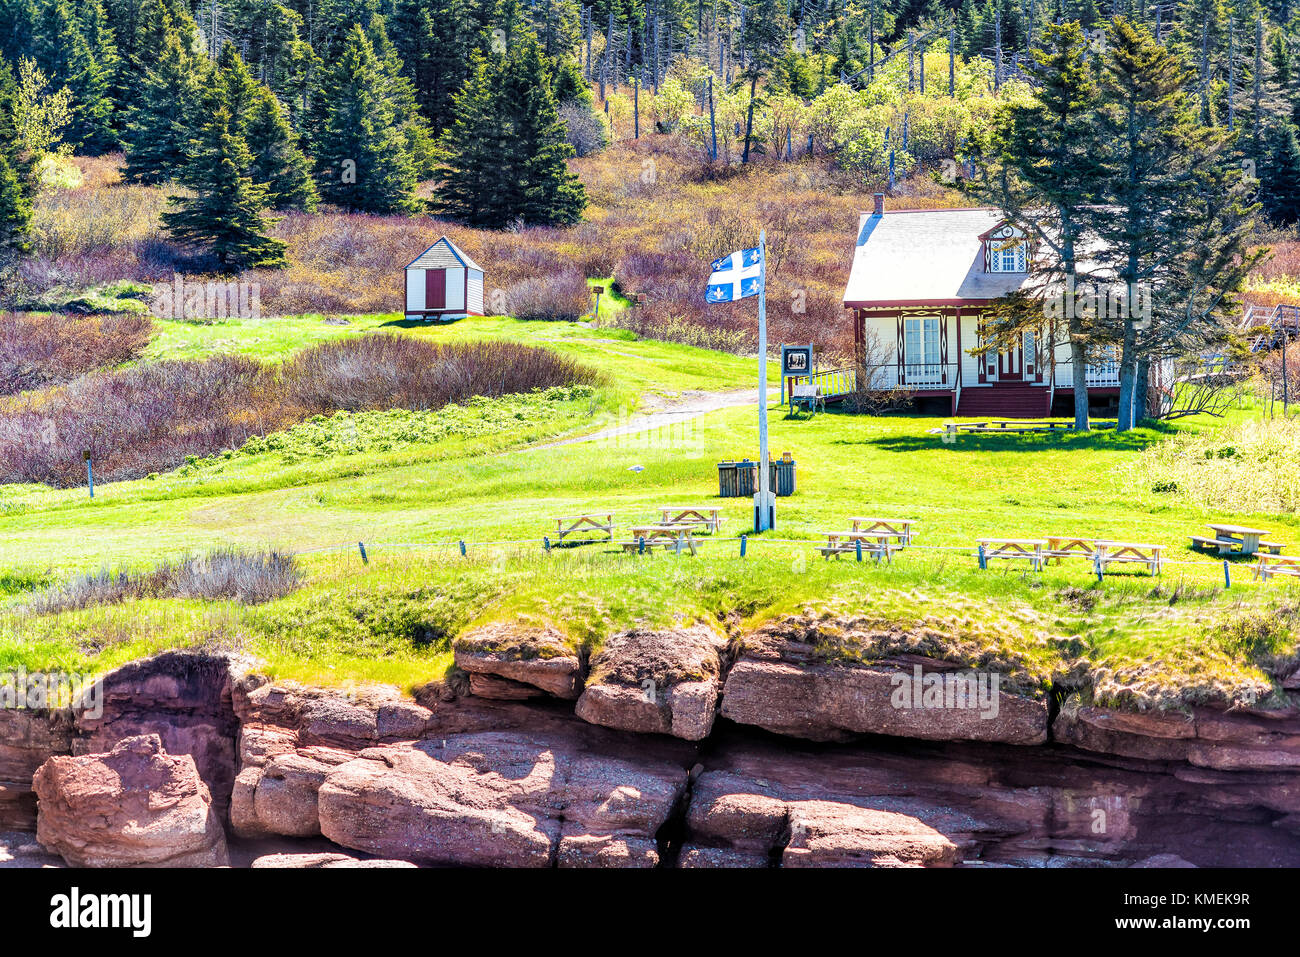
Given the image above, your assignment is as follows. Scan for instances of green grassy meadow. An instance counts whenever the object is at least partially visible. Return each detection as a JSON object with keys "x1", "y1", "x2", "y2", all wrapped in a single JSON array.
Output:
[{"x1": 2, "y1": 313, "x2": 1298, "y2": 709}]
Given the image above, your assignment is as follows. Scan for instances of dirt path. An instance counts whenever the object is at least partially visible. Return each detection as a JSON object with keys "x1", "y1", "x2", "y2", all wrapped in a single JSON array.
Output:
[{"x1": 530, "y1": 387, "x2": 778, "y2": 451}]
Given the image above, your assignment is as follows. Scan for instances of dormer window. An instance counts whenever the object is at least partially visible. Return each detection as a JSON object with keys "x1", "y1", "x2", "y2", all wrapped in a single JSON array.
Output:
[{"x1": 991, "y1": 241, "x2": 1027, "y2": 273}]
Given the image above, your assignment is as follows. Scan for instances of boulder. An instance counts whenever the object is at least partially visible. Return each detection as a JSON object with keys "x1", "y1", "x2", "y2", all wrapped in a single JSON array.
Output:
[
  {"x1": 74, "y1": 653, "x2": 241, "y2": 821},
  {"x1": 33, "y1": 734, "x2": 228, "y2": 868},
  {"x1": 720, "y1": 649, "x2": 1047, "y2": 745},
  {"x1": 575, "y1": 626, "x2": 729, "y2": 740},
  {"x1": 250, "y1": 852, "x2": 415, "y2": 869},
  {"x1": 317, "y1": 732, "x2": 687, "y2": 867},
  {"x1": 454, "y1": 623, "x2": 584, "y2": 700}
]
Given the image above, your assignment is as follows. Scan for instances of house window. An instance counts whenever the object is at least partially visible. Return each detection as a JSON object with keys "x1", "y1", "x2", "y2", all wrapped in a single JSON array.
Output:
[
  {"x1": 904, "y1": 317, "x2": 942, "y2": 384},
  {"x1": 990, "y1": 241, "x2": 1027, "y2": 273}
]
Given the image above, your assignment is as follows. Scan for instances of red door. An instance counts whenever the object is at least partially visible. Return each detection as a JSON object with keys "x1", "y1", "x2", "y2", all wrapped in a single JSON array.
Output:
[{"x1": 425, "y1": 270, "x2": 446, "y2": 310}]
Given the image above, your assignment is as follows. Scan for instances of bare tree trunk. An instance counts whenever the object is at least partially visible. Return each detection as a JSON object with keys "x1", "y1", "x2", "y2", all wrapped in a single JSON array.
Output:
[{"x1": 1070, "y1": 333, "x2": 1091, "y2": 430}]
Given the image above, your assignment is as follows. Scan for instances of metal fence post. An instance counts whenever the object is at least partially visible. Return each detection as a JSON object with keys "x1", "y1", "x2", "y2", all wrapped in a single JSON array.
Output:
[
  {"x1": 459, "y1": 540, "x2": 467, "y2": 557},
  {"x1": 1224, "y1": 560, "x2": 1231, "y2": 589},
  {"x1": 740, "y1": 534, "x2": 747, "y2": 557},
  {"x1": 358, "y1": 542, "x2": 368, "y2": 564},
  {"x1": 978, "y1": 544, "x2": 987, "y2": 570}
]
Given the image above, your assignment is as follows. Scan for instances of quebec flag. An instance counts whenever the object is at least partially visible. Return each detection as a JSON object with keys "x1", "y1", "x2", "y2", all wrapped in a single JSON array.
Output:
[{"x1": 706, "y1": 246, "x2": 763, "y2": 303}]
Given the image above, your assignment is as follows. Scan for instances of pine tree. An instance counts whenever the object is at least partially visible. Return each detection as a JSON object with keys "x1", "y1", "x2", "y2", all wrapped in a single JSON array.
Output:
[
  {"x1": 506, "y1": 36, "x2": 587, "y2": 226},
  {"x1": 122, "y1": 14, "x2": 209, "y2": 183},
  {"x1": 0, "y1": 0, "x2": 36, "y2": 66},
  {"x1": 964, "y1": 22, "x2": 1109, "y2": 429},
  {"x1": 0, "y1": 57, "x2": 33, "y2": 267},
  {"x1": 1262, "y1": 119, "x2": 1300, "y2": 225},
  {"x1": 433, "y1": 52, "x2": 514, "y2": 226},
  {"x1": 1096, "y1": 16, "x2": 1261, "y2": 429},
  {"x1": 33, "y1": 0, "x2": 117, "y2": 152},
  {"x1": 245, "y1": 87, "x2": 319, "y2": 210},
  {"x1": 311, "y1": 23, "x2": 421, "y2": 213},
  {"x1": 161, "y1": 104, "x2": 287, "y2": 270},
  {"x1": 215, "y1": 43, "x2": 318, "y2": 210},
  {"x1": 435, "y1": 34, "x2": 586, "y2": 228}
]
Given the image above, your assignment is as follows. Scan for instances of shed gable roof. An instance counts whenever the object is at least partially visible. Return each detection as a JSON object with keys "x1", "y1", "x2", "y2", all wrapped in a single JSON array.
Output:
[{"x1": 406, "y1": 237, "x2": 484, "y2": 273}]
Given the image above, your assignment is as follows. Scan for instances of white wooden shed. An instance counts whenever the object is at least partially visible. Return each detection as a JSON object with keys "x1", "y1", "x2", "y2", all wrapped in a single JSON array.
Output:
[{"x1": 404, "y1": 237, "x2": 485, "y2": 321}]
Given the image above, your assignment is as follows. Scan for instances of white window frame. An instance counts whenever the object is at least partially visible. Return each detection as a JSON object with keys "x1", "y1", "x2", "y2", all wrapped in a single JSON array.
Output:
[
  {"x1": 903, "y1": 317, "x2": 943, "y2": 385},
  {"x1": 989, "y1": 241, "x2": 1027, "y2": 273}
]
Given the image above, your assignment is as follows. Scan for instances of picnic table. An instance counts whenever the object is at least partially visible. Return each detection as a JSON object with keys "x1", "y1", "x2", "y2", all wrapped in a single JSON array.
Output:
[
  {"x1": 820, "y1": 530, "x2": 898, "y2": 561},
  {"x1": 1095, "y1": 541, "x2": 1162, "y2": 576},
  {"x1": 553, "y1": 512, "x2": 614, "y2": 542},
  {"x1": 621, "y1": 525, "x2": 699, "y2": 555},
  {"x1": 849, "y1": 517, "x2": 917, "y2": 545},
  {"x1": 1204, "y1": 523, "x2": 1272, "y2": 556},
  {"x1": 977, "y1": 538, "x2": 1046, "y2": 572},
  {"x1": 658, "y1": 506, "x2": 724, "y2": 533},
  {"x1": 1044, "y1": 536, "x2": 1097, "y2": 565},
  {"x1": 1255, "y1": 553, "x2": 1300, "y2": 581}
]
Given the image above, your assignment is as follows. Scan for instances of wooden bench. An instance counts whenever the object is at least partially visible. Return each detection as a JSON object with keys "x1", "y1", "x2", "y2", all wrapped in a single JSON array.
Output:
[
  {"x1": 554, "y1": 512, "x2": 614, "y2": 542},
  {"x1": 620, "y1": 536, "x2": 699, "y2": 556},
  {"x1": 977, "y1": 538, "x2": 1046, "y2": 572},
  {"x1": 849, "y1": 517, "x2": 917, "y2": 546},
  {"x1": 658, "y1": 506, "x2": 724, "y2": 533},
  {"x1": 1191, "y1": 534, "x2": 1234, "y2": 554},
  {"x1": 1095, "y1": 541, "x2": 1162, "y2": 576},
  {"x1": 820, "y1": 531, "x2": 898, "y2": 561},
  {"x1": 1190, "y1": 534, "x2": 1284, "y2": 556},
  {"x1": 1044, "y1": 536, "x2": 1097, "y2": 564},
  {"x1": 1256, "y1": 554, "x2": 1300, "y2": 581}
]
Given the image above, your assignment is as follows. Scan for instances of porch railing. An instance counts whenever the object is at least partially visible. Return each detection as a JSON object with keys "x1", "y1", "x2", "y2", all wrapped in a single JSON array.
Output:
[{"x1": 860, "y1": 362, "x2": 961, "y2": 391}]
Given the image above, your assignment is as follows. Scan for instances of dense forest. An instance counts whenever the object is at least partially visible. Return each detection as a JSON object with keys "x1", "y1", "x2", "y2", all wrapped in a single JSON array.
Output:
[{"x1": 0, "y1": 0, "x2": 1297, "y2": 272}]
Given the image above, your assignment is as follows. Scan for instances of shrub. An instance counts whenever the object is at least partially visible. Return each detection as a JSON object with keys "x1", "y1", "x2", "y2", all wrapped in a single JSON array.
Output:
[
  {"x1": 23, "y1": 546, "x2": 302, "y2": 614},
  {"x1": 500, "y1": 269, "x2": 591, "y2": 320},
  {"x1": 559, "y1": 101, "x2": 609, "y2": 158},
  {"x1": 0, "y1": 311, "x2": 153, "y2": 396},
  {"x1": 281, "y1": 334, "x2": 598, "y2": 412},
  {"x1": 0, "y1": 336, "x2": 598, "y2": 486}
]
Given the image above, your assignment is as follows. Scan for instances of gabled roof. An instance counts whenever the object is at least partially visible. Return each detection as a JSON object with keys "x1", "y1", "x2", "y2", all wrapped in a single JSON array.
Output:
[
  {"x1": 842, "y1": 208, "x2": 1031, "y2": 307},
  {"x1": 406, "y1": 236, "x2": 484, "y2": 272}
]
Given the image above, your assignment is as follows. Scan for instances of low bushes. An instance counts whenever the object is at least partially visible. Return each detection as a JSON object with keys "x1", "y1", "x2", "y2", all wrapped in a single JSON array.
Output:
[
  {"x1": 23, "y1": 546, "x2": 302, "y2": 614},
  {"x1": 0, "y1": 311, "x2": 154, "y2": 396},
  {"x1": 0, "y1": 335, "x2": 599, "y2": 487}
]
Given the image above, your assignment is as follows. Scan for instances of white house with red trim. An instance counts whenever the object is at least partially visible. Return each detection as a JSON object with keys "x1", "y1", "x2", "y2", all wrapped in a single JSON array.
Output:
[
  {"x1": 842, "y1": 195, "x2": 1121, "y2": 418},
  {"x1": 404, "y1": 237, "x2": 485, "y2": 321}
]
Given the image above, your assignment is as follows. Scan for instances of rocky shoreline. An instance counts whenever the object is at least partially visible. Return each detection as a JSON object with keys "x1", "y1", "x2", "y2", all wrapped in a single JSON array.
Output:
[{"x1": 2, "y1": 621, "x2": 1299, "y2": 868}]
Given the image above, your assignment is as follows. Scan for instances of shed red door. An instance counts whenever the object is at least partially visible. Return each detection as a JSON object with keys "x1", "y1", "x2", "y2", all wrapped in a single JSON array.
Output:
[{"x1": 425, "y1": 269, "x2": 446, "y2": 310}]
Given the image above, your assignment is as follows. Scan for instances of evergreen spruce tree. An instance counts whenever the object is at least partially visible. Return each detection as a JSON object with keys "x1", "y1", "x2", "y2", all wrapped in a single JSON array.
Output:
[
  {"x1": 0, "y1": 0, "x2": 36, "y2": 66},
  {"x1": 33, "y1": 0, "x2": 117, "y2": 152},
  {"x1": 0, "y1": 58, "x2": 33, "y2": 267},
  {"x1": 311, "y1": 23, "x2": 421, "y2": 213},
  {"x1": 245, "y1": 87, "x2": 319, "y2": 210},
  {"x1": 161, "y1": 104, "x2": 287, "y2": 270},
  {"x1": 1096, "y1": 17, "x2": 1260, "y2": 429},
  {"x1": 434, "y1": 51, "x2": 516, "y2": 226},
  {"x1": 214, "y1": 44, "x2": 318, "y2": 210},
  {"x1": 364, "y1": 14, "x2": 441, "y2": 178},
  {"x1": 964, "y1": 22, "x2": 1109, "y2": 429},
  {"x1": 1261, "y1": 119, "x2": 1300, "y2": 225},
  {"x1": 435, "y1": 34, "x2": 586, "y2": 228},
  {"x1": 122, "y1": 14, "x2": 209, "y2": 183},
  {"x1": 507, "y1": 36, "x2": 587, "y2": 226}
]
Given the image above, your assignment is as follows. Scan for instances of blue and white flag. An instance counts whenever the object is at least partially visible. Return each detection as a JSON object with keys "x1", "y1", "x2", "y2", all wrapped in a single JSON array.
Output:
[{"x1": 706, "y1": 247, "x2": 763, "y2": 303}]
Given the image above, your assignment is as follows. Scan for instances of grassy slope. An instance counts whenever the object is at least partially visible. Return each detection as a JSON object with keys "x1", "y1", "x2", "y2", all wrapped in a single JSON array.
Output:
[{"x1": 2, "y1": 314, "x2": 1298, "y2": 707}]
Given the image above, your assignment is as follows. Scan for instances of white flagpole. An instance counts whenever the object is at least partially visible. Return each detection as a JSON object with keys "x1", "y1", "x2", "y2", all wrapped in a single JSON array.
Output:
[{"x1": 756, "y1": 230, "x2": 771, "y2": 532}]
